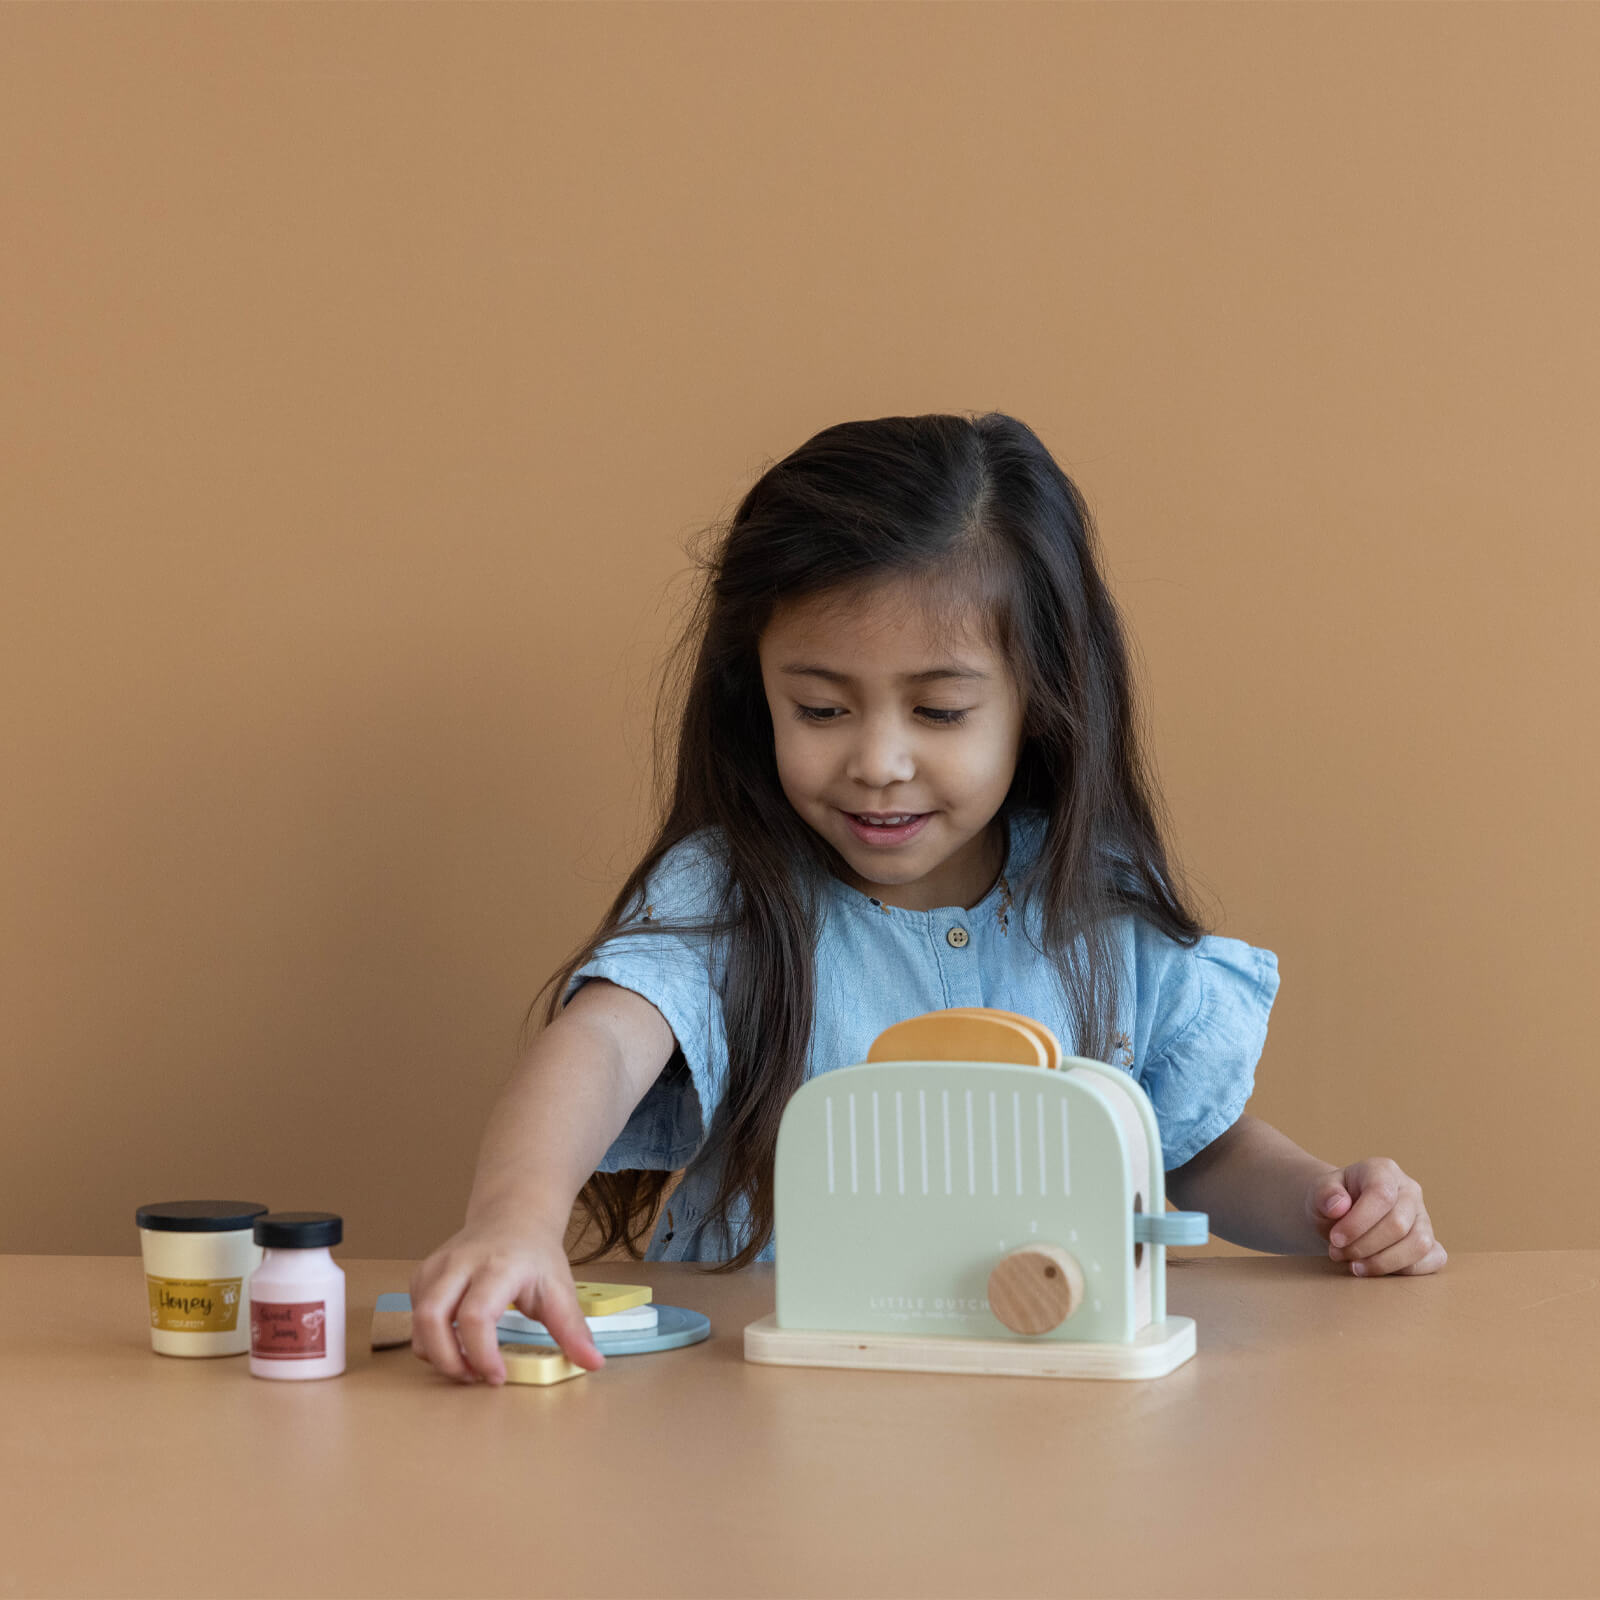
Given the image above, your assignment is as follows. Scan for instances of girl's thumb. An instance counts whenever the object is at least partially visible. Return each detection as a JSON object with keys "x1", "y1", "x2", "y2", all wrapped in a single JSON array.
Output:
[{"x1": 1318, "y1": 1185, "x2": 1351, "y2": 1218}]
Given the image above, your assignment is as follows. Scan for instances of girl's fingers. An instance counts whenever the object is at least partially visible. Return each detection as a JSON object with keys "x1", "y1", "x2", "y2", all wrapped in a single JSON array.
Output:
[
  {"x1": 532, "y1": 1283, "x2": 606, "y2": 1373},
  {"x1": 409, "y1": 1258, "x2": 608, "y2": 1385},
  {"x1": 1324, "y1": 1172, "x2": 1397, "y2": 1251},
  {"x1": 1347, "y1": 1220, "x2": 1446, "y2": 1277},
  {"x1": 1331, "y1": 1190, "x2": 1422, "y2": 1261},
  {"x1": 410, "y1": 1270, "x2": 477, "y2": 1383},
  {"x1": 1399, "y1": 1239, "x2": 1449, "y2": 1275},
  {"x1": 455, "y1": 1283, "x2": 521, "y2": 1383},
  {"x1": 1330, "y1": 1210, "x2": 1409, "y2": 1264}
]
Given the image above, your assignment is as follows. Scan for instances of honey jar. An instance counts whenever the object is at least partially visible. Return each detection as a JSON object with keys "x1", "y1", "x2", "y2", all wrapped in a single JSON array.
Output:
[{"x1": 136, "y1": 1200, "x2": 269, "y2": 1357}]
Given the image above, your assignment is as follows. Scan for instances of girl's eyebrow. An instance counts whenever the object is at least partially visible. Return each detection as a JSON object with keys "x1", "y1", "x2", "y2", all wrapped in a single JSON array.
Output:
[{"x1": 780, "y1": 663, "x2": 989, "y2": 684}]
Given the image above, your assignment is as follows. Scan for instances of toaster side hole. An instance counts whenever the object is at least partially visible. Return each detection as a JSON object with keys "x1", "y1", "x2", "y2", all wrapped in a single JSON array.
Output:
[{"x1": 1133, "y1": 1192, "x2": 1144, "y2": 1268}]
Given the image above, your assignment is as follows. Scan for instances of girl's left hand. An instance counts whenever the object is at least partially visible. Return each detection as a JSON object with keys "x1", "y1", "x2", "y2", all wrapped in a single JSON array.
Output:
[{"x1": 1308, "y1": 1159, "x2": 1448, "y2": 1277}]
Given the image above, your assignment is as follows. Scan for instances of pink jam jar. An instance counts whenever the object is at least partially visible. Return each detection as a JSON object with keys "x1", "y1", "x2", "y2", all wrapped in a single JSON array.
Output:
[{"x1": 247, "y1": 1212, "x2": 345, "y2": 1380}]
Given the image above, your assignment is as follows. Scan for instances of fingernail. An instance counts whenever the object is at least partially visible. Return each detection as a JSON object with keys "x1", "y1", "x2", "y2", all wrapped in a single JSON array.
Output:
[
  {"x1": 1351, "y1": 1262, "x2": 1366, "y2": 1276},
  {"x1": 1330, "y1": 1233, "x2": 1345, "y2": 1247}
]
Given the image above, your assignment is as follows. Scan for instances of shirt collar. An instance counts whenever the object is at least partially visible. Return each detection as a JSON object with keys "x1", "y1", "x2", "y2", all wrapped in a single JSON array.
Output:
[{"x1": 819, "y1": 808, "x2": 1046, "y2": 923}]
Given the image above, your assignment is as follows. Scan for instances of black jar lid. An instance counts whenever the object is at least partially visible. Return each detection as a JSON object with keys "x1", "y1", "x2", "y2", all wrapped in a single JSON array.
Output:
[
  {"x1": 136, "y1": 1200, "x2": 270, "y2": 1233},
  {"x1": 254, "y1": 1211, "x2": 343, "y2": 1249}
]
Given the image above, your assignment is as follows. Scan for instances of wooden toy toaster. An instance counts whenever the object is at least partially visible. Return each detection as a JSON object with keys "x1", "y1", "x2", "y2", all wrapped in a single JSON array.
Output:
[{"x1": 743, "y1": 1007, "x2": 1209, "y2": 1379}]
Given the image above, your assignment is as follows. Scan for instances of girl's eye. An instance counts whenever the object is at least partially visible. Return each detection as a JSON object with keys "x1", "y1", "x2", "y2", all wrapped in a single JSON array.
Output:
[{"x1": 792, "y1": 705, "x2": 969, "y2": 727}]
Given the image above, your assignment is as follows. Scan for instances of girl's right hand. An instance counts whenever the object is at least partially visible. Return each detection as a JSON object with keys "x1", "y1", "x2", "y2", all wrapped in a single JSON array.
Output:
[{"x1": 409, "y1": 1218, "x2": 606, "y2": 1385}]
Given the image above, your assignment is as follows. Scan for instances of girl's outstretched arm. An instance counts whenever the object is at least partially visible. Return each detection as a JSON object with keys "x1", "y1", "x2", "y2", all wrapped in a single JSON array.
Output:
[
  {"x1": 1166, "y1": 1113, "x2": 1447, "y2": 1275},
  {"x1": 409, "y1": 979, "x2": 679, "y2": 1383},
  {"x1": 464, "y1": 977, "x2": 677, "y2": 1232}
]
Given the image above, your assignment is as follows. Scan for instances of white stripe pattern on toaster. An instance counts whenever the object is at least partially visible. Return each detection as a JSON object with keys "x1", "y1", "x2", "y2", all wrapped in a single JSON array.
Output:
[{"x1": 823, "y1": 1082, "x2": 1073, "y2": 1201}]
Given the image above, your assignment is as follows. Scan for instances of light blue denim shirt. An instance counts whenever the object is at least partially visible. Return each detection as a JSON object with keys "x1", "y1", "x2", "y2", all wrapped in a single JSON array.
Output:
[{"x1": 560, "y1": 808, "x2": 1280, "y2": 1264}]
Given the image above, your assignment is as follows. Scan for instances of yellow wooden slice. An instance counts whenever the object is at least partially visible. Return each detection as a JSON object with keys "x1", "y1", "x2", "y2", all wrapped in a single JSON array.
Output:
[
  {"x1": 940, "y1": 1007, "x2": 1062, "y2": 1070},
  {"x1": 572, "y1": 1282, "x2": 653, "y2": 1316},
  {"x1": 497, "y1": 1343, "x2": 589, "y2": 1386},
  {"x1": 501, "y1": 1282, "x2": 651, "y2": 1321},
  {"x1": 865, "y1": 1011, "x2": 1047, "y2": 1067}
]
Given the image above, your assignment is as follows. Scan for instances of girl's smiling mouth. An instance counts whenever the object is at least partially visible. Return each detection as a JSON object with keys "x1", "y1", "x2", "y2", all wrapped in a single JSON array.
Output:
[{"x1": 840, "y1": 810, "x2": 932, "y2": 845}]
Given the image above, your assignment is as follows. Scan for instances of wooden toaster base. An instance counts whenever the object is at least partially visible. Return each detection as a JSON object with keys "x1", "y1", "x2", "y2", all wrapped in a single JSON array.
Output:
[{"x1": 743, "y1": 1313, "x2": 1196, "y2": 1379}]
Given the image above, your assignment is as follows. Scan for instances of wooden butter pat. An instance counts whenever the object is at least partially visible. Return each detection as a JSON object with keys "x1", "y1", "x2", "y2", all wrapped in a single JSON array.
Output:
[{"x1": 497, "y1": 1343, "x2": 589, "y2": 1387}]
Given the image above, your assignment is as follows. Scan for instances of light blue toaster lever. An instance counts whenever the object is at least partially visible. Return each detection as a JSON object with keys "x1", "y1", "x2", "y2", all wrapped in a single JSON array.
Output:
[{"x1": 1135, "y1": 1210, "x2": 1209, "y2": 1246}]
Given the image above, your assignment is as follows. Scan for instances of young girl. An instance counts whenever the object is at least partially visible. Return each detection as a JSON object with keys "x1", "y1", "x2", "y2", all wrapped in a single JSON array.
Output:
[{"x1": 410, "y1": 411, "x2": 1446, "y2": 1386}]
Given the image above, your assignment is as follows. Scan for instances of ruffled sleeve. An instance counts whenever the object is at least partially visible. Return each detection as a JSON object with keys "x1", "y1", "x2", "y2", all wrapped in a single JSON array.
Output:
[
  {"x1": 559, "y1": 829, "x2": 731, "y2": 1173},
  {"x1": 1129, "y1": 926, "x2": 1281, "y2": 1170}
]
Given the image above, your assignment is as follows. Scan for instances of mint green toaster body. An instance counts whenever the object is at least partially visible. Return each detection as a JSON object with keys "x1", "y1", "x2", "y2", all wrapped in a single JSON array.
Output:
[{"x1": 773, "y1": 1056, "x2": 1203, "y2": 1343}]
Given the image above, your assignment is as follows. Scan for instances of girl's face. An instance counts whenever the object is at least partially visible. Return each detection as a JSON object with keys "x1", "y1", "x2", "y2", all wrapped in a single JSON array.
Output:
[{"x1": 757, "y1": 578, "x2": 1026, "y2": 911}]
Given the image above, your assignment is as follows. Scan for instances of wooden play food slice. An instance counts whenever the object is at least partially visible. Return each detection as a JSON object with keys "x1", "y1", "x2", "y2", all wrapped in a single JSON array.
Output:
[
  {"x1": 497, "y1": 1343, "x2": 588, "y2": 1386},
  {"x1": 866, "y1": 1010, "x2": 1048, "y2": 1067},
  {"x1": 500, "y1": 1304, "x2": 659, "y2": 1335},
  {"x1": 939, "y1": 1007, "x2": 1062, "y2": 1070},
  {"x1": 571, "y1": 1282, "x2": 653, "y2": 1315}
]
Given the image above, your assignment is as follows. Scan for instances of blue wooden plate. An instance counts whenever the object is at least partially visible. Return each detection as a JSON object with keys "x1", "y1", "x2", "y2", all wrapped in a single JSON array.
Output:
[{"x1": 375, "y1": 1292, "x2": 710, "y2": 1356}]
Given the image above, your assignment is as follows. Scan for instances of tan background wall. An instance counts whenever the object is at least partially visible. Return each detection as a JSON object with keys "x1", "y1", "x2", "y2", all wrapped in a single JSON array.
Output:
[{"x1": 3, "y1": 4, "x2": 1595, "y2": 1261}]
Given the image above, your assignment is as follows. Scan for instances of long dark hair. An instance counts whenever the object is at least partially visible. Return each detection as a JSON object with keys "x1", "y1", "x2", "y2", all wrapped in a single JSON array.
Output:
[{"x1": 524, "y1": 411, "x2": 1213, "y2": 1272}]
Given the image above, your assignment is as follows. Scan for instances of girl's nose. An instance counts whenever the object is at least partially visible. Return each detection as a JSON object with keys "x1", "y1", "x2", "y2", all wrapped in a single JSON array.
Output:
[{"x1": 843, "y1": 717, "x2": 917, "y2": 789}]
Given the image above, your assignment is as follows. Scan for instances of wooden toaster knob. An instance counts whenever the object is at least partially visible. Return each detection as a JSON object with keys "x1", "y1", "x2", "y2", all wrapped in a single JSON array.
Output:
[{"x1": 987, "y1": 1245, "x2": 1086, "y2": 1334}]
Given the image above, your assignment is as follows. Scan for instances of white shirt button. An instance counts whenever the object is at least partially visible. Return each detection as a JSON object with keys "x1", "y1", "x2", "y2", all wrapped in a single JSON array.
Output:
[{"x1": 946, "y1": 926, "x2": 970, "y2": 948}]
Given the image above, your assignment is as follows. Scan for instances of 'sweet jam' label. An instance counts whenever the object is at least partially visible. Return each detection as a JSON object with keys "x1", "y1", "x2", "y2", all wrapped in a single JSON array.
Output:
[{"x1": 251, "y1": 1299, "x2": 328, "y2": 1359}]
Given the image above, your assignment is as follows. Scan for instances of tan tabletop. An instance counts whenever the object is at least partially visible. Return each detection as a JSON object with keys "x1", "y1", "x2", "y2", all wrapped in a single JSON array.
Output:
[{"x1": 3, "y1": 1251, "x2": 1597, "y2": 1598}]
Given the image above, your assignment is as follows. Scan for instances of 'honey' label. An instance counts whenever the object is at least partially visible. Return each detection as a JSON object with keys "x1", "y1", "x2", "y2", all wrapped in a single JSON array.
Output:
[
  {"x1": 251, "y1": 1299, "x2": 328, "y2": 1359},
  {"x1": 147, "y1": 1275, "x2": 243, "y2": 1333}
]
